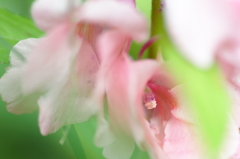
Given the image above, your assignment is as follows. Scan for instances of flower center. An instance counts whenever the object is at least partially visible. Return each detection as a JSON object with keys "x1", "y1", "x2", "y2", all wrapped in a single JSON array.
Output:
[
  {"x1": 77, "y1": 23, "x2": 101, "y2": 43},
  {"x1": 144, "y1": 83, "x2": 177, "y2": 120},
  {"x1": 143, "y1": 87, "x2": 157, "y2": 109}
]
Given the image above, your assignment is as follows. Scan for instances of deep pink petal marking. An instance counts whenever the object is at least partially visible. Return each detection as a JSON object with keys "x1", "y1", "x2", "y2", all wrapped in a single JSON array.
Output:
[{"x1": 138, "y1": 36, "x2": 159, "y2": 59}]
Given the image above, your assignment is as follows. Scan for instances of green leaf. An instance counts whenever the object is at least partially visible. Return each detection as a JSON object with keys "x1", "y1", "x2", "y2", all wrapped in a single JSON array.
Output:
[
  {"x1": 152, "y1": 0, "x2": 229, "y2": 156},
  {"x1": 0, "y1": 0, "x2": 34, "y2": 18},
  {"x1": 0, "y1": 7, "x2": 43, "y2": 64}
]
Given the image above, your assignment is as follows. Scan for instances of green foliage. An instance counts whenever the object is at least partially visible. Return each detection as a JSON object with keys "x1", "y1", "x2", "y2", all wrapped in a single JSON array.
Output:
[
  {"x1": 135, "y1": 0, "x2": 152, "y2": 24},
  {"x1": 0, "y1": 7, "x2": 43, "y2": 64},
  {"x1": 0, "y1": 0, "x2": 34, "y2": 18}
]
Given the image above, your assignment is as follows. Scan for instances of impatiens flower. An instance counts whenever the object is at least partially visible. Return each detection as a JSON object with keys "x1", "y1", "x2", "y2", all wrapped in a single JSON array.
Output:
[
  {"x1": 93, "y1": 32, "x2": 169, "y2": 158},
  {"x1": 0, "y1": 0, "x2": 147, "y2": 135},
  {"x1": 94, "y1": 45, "x2": 240, "y2": 158},
  {"x1": 91, "y1": 22, "x2": 240, "y2": 157}
]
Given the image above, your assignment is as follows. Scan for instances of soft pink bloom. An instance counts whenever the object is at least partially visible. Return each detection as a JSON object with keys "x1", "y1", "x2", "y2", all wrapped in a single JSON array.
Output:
[
  {"x1": 95, "y1": 53, "x2": 240, "y2": 158},
  {"x1": 0, "y1": 0, "x2": 147, "y2": 135},
  {"x1": 93, "y1": 31, "x2": 168, "y2": 158}
]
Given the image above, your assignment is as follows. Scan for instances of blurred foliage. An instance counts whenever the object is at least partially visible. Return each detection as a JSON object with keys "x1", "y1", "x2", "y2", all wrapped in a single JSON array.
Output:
[
  {"x1": 0, "y1": 7, "x2": 43, "y2": 64},
  {"x1": 0, "y1": 0, "x2": 33, "y2": 18}
]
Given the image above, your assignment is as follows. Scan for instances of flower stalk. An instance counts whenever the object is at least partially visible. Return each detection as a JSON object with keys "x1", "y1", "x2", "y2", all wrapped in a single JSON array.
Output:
[{"x1": 148, "y1": 0, "x2": 163, "y2": 59}]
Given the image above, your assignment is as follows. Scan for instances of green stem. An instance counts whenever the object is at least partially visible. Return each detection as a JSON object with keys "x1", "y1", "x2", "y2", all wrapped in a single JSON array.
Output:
[
  {"x1": 68, "y1": 125, "x2": 87, "y2": 159},
  {"x1": 148, "y1": 0, "x2": 164, "y2": 59}
]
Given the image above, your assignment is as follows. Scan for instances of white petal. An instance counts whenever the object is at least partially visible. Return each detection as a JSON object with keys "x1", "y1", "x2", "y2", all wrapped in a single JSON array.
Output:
[
  {"x1": 103, "y1": 134, "x2": 135, "y2": 159},
  {"x1": 76, "y1": 0, "x2": 148, "y2": 42},
  {"x1": 0, "y1": 39, "x2": 39, "y2": 114},
  {"x1": 37, "y1": 39, "x2": 99, "y2": 135},
  {"x1": 0, "y1": 67, "x2": 38, "y2": 114},
  {"x1": 22, "y1": 24, "x2": 79, "y2": 94},
  {"x1": 11, "y1": 38, "x2": 39, "y2": 66},
  {"x1": 219, "y1": 117, "x2": 239, "y2": 159},
  {"x1": 31, "y1": 0, "x2": 80, "y2": 31},
  {"x1": 164, "y1": 0, "x2": 232, "y2": 69},
  {"x1": 94, "y1": 114, "x2": 115, "y2": 147}
]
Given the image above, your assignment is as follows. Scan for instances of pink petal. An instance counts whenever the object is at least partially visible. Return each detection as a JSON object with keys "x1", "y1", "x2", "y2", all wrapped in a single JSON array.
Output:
[
  {"x1": 167, "y1": 86, "x2": 239, "y2": 159},
  {"x1": 75, "y1": 0, "x2": 148, "y2": 42},
  {"x1": 38, "y1": 39, "x2": 99, "y2": 135},
  {"x1": 121, "y1": 0, "x2": 136, "y2": 7},
  {"x1": 169, "y1": 85, "x2": 197, "y2": 123},
  {"x1": 105, "y1": 55, "x2": 137, "y2": 134},
  {"x1": 219, "y1": 117, "x2": 239, "y2": 159},
  {"x1": 92, "y1": 30, "x2": 128, "y2": 110},
  {"x1": 231, "y1": 138, "x2": 240, "y2": 159},
  {"x1": 216, "y1": 40, "x2": 240, "y2": 90},
  {"x1": 164, "y1": 0, "x2": 233, "y2": 68},
  {"x1": 131, "y1": 60, "x2": 170, "y2": 159},
  {"x1": 22, "y1": 23, "x2": 80, "y2": 95},
  {"x1": 228, "y1": 86, "x2": 240, "y2": 127},
  {"x1": 97, "y1": 30, "x2": 128, "y2": 69},
  {"x1": 163, "y1": 117, "x2": 203, "y2": 159},
  {"x1": 31, "y1": 0, "x2": 79, "y2": 31},
  {"x1": 105, "y1": 55, "x2": 168, "y2": 158}
]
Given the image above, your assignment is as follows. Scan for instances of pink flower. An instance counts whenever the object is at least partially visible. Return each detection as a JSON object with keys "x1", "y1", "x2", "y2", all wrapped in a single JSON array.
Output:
[
  {"x1": 93, "y1": 32, "x2": 168, "y2": 158},
  {"x1": 95, "y1": 50, "x2": 240, "y2": 158},
  {"x1": 0, "y1": 0, "x2": 147, "y2": 135}
]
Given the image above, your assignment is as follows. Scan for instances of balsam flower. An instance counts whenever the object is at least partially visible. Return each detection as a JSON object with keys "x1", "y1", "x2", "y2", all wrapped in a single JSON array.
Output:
[
  {"x1": 0, "y1": 0, "x2": 147, "y2": 135},
  {"x1": 93, "y1": 32, "x2": 169, "y2": 158},
  {"x1": 92, "y1": 26, "x2": 239, "y2": 158},
  {"x1": 95, "y1": 49, "x2": 240, "y2": 158}
]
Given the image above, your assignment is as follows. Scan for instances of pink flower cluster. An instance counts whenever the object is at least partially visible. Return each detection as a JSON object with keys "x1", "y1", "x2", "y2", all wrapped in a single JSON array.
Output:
[{"x1": 0, "y1": 0, "x2": 240, "y2": 158}]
